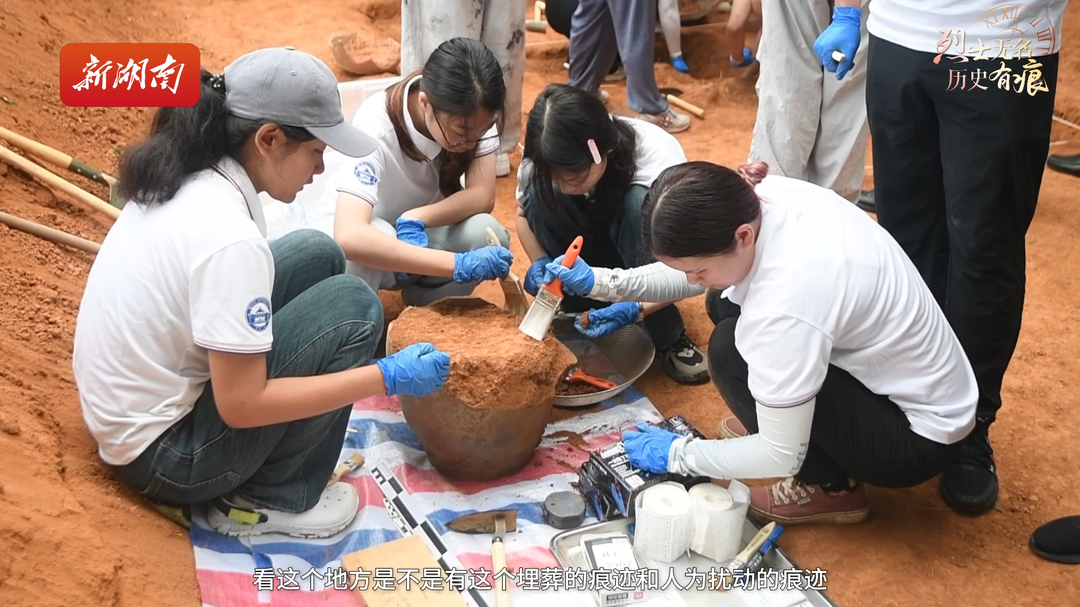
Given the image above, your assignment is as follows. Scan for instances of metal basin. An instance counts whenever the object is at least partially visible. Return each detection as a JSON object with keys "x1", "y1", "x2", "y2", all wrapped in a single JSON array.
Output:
[{"x1": 550, "y1": 313, "x2": 656, "y2": 408}]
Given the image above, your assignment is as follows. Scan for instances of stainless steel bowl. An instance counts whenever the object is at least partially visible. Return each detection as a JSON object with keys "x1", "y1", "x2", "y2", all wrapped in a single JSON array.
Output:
[{"x1": 550, "y1": 315, "x2": 656, "y2": 408}]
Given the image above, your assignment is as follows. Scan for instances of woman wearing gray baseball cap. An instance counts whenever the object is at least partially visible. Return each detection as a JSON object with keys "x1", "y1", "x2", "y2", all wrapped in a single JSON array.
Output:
[{"x1": 73, "y1": 47, "x2": 453, "y2": 538}]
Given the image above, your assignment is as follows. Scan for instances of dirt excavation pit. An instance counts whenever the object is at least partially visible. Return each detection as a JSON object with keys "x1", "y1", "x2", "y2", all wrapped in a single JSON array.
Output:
[{"x1": 386, "y1": 297, "x2": 577, "y2": 480}]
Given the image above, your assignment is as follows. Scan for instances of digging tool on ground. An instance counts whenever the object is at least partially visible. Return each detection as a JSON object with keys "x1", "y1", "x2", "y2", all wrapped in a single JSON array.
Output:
[
  {"x1": 0, "y1": 210, "x2": 101, "y2": 254},
  {"x1": 0, "y1": 145, "x2": 120, "y2": 220},
  {"x1": 447, "y1": 509, "x2": 518, "y2": 607},
  {"x1": 0, "y1": 126, "x2": 125, "y2": 209}
]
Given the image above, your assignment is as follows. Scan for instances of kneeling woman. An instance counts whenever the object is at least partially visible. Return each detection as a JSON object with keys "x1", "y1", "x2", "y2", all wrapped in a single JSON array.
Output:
[
  {"x1": 332, "y1": 37, "x2": 513, "y2": 307},
  {"x1": 515, "y1": 83, "x2": 708, "y2": 385},
  {"x1": 540, "y1": 161, "x2": 979, "y2": 525},
  {"x1": 73, "y1": 48, "x2": 452, "y2": 539}
]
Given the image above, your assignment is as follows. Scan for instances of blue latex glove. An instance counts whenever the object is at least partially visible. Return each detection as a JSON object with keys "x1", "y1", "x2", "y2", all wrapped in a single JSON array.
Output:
[
  {"x1": 730, "y1": 47, "x2": 754, "y2": 68},
  {"x1": 395, "y1": 217, "x2": 428, "y2": 248},
  {"x1": 814, "y1": 6, "x2": 863, "y2": 80},
  {"x1": 523, "y1": 256, "x2": 553, "y2": 296},
  {"x1": 376, "y1": 342, "x2": 451, "y2": 397},
  {"x1": 621, "y1": 422, "x2": 679, "y2": 474},
  {"x1": 577, "y1": 302, "x2": 642, "y2": 338},
  {"x1": 453, "y1": 246, "x2": 513, "y2": 283},
  {"x1": 542, "y1": 255, "x2": 596, "y2": 297}
]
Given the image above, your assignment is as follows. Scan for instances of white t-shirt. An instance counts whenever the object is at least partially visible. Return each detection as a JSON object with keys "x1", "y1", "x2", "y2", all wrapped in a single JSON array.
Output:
[
  {"x1": 868, "y1": 0, "x2": 1068, "y2": 57},
  {"x1": 514, "y1": 116, "x2": 687, "y2": 205},
  {"x1": 721, "y1": 175, "x2": 978, "y2": 445},
  {"x1": 72, "y1": 157, "x2": 276, "y2": 466},
  {"x1": 331, "y1": 74, "x2": 499, "y2": 223}
]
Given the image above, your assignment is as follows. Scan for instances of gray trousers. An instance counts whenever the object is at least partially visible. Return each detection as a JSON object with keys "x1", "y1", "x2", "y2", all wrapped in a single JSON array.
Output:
[
  {"x1": 748, "y1": 0, "x2": 870, "y2": 203},
  {"x1": 400, "y1": 0, "x2": 526, "y2": 155},
  {"x1": 345, "y1": 213, "x2": 511, "y2": 307},
  {"x1": 567, "y1": 0, "x2": 669, "y2": 115}
]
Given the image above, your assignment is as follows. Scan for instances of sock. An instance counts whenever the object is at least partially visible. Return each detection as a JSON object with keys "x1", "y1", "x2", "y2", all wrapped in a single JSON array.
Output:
[{"x1": 818, "y1": 477, "x2": 860, "y2": 493}]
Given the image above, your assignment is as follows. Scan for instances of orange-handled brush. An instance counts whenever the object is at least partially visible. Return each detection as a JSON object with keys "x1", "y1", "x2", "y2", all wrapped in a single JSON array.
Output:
[{"x1": 519, "y1": 236, "x2": 584, "y2": 341}]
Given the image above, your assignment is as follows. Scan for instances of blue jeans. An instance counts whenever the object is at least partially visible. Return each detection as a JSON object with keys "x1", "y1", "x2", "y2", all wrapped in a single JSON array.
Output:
[
  {"x1": 519, "y1": 183, "x2": 684, "y2": 350},
  {"x1": 109, "y1": 230, "x2": 383, "y2": 513}
]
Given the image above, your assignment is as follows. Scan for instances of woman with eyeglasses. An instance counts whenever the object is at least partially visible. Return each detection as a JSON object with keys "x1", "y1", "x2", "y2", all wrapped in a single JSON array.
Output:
[{"x1": 332, "y1": 37, "x2": 514, "y2": 307}]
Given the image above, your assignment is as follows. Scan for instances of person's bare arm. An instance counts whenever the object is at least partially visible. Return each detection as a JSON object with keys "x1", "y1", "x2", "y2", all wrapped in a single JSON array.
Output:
[
  {"x1": 400, "y1": 152, "x2": 497, "y2": 228},
  {"x1": 334, "y1": 193, "x2": 457, "y2": 276},
  {"x1": 208, "y1": 351, "x2": 387, "y2": 428},
  {"x1": 515, "y1": 206, "x2": 549, "y2": 262}
]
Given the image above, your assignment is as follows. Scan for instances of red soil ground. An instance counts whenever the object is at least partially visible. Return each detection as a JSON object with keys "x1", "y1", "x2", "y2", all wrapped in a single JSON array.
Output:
[{"x1": 1, "y1": 1, "x2": 1078, "y2": 605}]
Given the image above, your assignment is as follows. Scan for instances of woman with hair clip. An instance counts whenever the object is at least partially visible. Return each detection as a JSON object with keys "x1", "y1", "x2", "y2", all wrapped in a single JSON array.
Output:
[
  {"x1": 537, "y1": 160, "x2": 980, "y2": 526},
  {"x1": 72, "y1": 47, "x2": 453, "y2": 539},
  {"x1": 514, "y1": 83, "x2": 709, "y2": 386},
  {"x1": 332, "y1": 37, "x2": 514, "y2": 307}
]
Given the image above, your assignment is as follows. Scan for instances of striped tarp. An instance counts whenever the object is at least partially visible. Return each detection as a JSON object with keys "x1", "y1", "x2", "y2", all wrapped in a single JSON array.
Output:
[{"x1": 188, "y1": 388, "x2": 664, "y2": 607}]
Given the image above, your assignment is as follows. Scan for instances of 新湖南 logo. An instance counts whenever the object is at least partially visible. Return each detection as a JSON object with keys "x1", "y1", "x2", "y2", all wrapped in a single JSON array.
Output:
[{"x1": 60, "y1": 43, "x2": 201, "y2": 107}]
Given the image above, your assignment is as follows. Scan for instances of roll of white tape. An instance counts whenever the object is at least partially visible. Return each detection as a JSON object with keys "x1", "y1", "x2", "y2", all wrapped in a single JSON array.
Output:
[
  {"x1": 632, "y1": 482, "x2": 693, "y2": 563},
  {"x1": 688, "y1": 483, "x2": 743, "y2": 562}
]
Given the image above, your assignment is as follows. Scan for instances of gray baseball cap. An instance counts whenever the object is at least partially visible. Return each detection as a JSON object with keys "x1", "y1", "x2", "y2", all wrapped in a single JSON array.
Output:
[{"x1": 223, "y1": 46, "x2": 378, "y2": 158}]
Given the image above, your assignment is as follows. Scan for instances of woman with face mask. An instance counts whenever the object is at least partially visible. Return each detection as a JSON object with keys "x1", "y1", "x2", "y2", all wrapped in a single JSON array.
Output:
[
  {"x1": 536, "y1": 160, "x2": 980, "y2": 527},
  {"x1": 73, "y1": 47, "x2": 451, "y2": 539}
]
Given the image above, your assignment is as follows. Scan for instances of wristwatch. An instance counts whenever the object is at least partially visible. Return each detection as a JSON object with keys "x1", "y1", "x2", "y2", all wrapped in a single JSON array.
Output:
[{"x1": 636, "y1": 302, "x2": 646, "y2": 324}]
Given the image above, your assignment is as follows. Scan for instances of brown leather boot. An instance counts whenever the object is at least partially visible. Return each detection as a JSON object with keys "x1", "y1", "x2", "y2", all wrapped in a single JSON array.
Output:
[{"x1": 750, "y1": 477, "x2": 870, "y2": 525}]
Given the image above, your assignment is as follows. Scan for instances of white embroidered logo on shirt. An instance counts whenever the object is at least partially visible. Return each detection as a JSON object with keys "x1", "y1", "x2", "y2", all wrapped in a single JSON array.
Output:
[
  {"x1": 246, "y1": 297, "x2": 272, "y2": 332},
  {"x1": 353, "y1": 160, "x2": 378, "y2": 186}
]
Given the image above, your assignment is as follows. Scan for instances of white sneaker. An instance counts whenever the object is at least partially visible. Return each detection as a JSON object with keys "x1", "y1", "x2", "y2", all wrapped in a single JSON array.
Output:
[
  {"x1": 636, "y1": 107, "x2": 690, "y2": 134},
  {"x1": 495, "y1": 152, "x2": 511, "y2": 177},
  {"x1": 207, "y1": 482, "x2": 360, "y2": 538}
]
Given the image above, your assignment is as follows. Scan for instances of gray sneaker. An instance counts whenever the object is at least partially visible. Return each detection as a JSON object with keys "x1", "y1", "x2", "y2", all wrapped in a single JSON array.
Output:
[
  {"x1": 636, "y1": 107, "x2": 690, "y2": 134},
  {"x1": 658, "y1": 332, "x2": 709, "y2": 384}
]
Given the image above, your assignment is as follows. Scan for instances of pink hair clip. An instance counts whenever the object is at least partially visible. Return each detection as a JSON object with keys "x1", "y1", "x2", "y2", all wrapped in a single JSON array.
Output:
[{"x1": 587, "y1": 138, "x2": 602, "y2": 165}]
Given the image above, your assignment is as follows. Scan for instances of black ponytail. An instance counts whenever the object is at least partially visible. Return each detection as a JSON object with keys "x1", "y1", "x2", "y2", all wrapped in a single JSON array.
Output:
[
  {"x1": 522, "y1": 83, "x2": 637, "y2": 224},
  {"x1": 118, "y1": 69, "x2": 315, "y2": 205}
]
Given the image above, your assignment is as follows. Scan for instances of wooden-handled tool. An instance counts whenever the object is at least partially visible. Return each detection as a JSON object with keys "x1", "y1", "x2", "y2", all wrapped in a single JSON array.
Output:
[
  {"x1": 0, "y1": 145, "x2": 120, "y2": 219},
  {"x1": 485, "y1": 227, "x2": 529, "y2": 317},
  {"x1": 665, "y1": 94, "x2": 704, "y2": 119},
  {"x1": 0, "y1": 126, "x2": 125, "y2": 209},
  {"x1": 447, "y1": 509, "x2": 518, "y2": 607},
  {"x1": 0, "y1": 210, "x2": 101, "y2": 254}
]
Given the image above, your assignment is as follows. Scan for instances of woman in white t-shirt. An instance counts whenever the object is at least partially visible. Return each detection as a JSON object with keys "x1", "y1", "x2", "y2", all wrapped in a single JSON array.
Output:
[
  {"x1": 72, "y1": 48, "x2": 452, "y2": 540},
  {"x1": 538, "y1": 160, "x2": 980, "y2": 526},
  {"x1": 514, "y1": 83, "x2": 708, "y2": 385},
  {"x1": 333, "y1": 37, "x2": 514, "y2": 307}
]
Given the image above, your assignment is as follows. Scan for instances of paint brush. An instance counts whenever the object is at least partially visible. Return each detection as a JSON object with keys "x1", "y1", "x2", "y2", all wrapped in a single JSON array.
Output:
[
  {"x1": 518, "y1": 235, "x2": 584, "y2": 341},
  {"x1": 485, "y1": 227, "x2": 529, "y2": 317},
  {"x1": 736, "y1": 524, "x2": 784, "y2": 582},
  {"x1": 720, "y1": 521, "x2": 776, "y2": 590}
]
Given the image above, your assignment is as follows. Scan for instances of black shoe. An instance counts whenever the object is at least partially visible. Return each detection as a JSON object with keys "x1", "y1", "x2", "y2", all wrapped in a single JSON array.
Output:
[
  {"x1": 1029, "y1": 515, "x2": 1080, "y2": 564},
  {"x1": 856, "y1": 189, "x2": 876, "y2": 212},
  {"x1": 1046, "y1": 152, "x2": 1080, "y2": 178},
  {"x1": 658, "y1": 332, "x2": 710, "y2": 385},
  {"x1": 940, "y1": 421, "x2": 999, "y2": 514}
]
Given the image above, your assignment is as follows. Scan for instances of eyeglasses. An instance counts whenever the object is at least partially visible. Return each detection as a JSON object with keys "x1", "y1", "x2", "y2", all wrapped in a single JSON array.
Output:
[{"x1": 431, "y1": 110, "x2": 499, "y2": 151}]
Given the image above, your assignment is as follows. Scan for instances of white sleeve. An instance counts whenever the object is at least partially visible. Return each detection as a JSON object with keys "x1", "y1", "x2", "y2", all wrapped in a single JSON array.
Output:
[
  {"x1": 667, "y1": 399, "x2": 815, "y2": 479},
  {"x1": 515, "y1": 158, "x2": 534, "y2": 208},
  {"x1": 190, "y1": 240, "x2": 275, "y2": 354},
  {"x1": 336, "y1": 149, "x2": 385, "y2": 206},
  {"x1": 475, "y1": 124, "x2": 500, "y2": 157},
  {"x1": 587, "y1": 262, "x2": 706, "y2": 303},
  {"x1": 736, "y1": 314, "x2": 832, "y2": 406}
]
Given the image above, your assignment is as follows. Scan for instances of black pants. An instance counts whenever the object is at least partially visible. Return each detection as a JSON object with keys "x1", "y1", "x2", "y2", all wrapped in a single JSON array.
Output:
[
  {"x1": 866, "y1": 36, "x2": 1059, "y2": 425},
  {"x1": 705, "y1": 291, "x2": 961, "y2": 488},
  {"x1": 521, "y1": 183, "x2": 685, "y2": 350}
]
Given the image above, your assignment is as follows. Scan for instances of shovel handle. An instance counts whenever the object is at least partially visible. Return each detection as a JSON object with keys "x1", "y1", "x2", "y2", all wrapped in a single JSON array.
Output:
[
  {"x1": 0, "y1": 146, "x2": 120, "y2": 220},
  {"x1": 491, "y1": 537, "x2": 512, "y2": 607},
  {"x1": 0, "y1": 210, "x2": 101, "y2": 254},
  {"x1": 0, "y1": 126, "x2": 116, "y2": 187}
]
